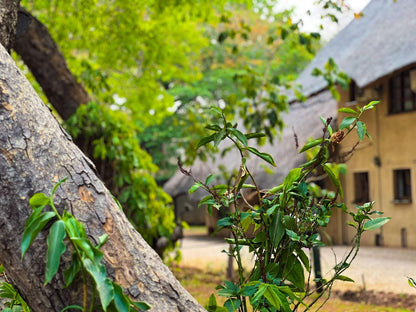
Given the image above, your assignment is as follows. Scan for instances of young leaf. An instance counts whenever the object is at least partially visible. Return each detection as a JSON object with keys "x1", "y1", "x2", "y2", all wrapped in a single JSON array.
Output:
[
  {"x1": 322, "y1": 164, "x2": 343, "y2": 198},
  {"x1": 356, "y1": 121, "x2": 365, "y2": 140},
  {"x1": 64, "y1": 252, "x2": 81, "y2": 287},
  {"x1": 205, "y1": 174, "x2": 216, "y2": 186},
  {"x1": 363, "y1": 217, "x2": 391, "y2": 231},
  {"x1": 334, "y1": 275, "x2": 355, "y2": 282},
  {"x1": 245, "y1": 132, "x2": 266, "y2": 140},
  {"x1": 338, "y1": 107, "x2": 358, "y2": 115},
  {"x1": 339, "y1": 116, "x2": 357, "y2": 130},
  {"x1": 196, "y1": 133, "x2": 216, "y2": 149},
  {"x1": 130, "y1": 301, "x2": 152, "y2": 311},
  {"x1": 45, "y1": 220, "x2": 67, "y2": 285},
  {"x1": 189, "y1": 183, "x2": 203, "y2": 194},
  {"x1": 263, "y1": 285, "x2": 281, "y2": 310},
  {"x1": 21, "y1": 211, "x2": 56, "y2": 259},
  {"x1": 82, "y1": 257, "x2": 114, "y2": 311},
  {"x1": 61, "y1": 305, "x2": 84, "y2": 311},
  {"x1": 283, "y1": 168, "x2": 302, "y2": 191},
  {"x1": 363, "y1": 100, "x2": 379, "y2": 110},
  {"x1": 51, "y1": 176, "x2": 68, "y2": 196},
  {"x1": 299, "y1": 138, "x2": 323, "y2": 153},
  {"x1": 246, "y1": 147, "x2": 276, "y2": 166},
  {"x1": 29, "y1": 193, "x2": 51, "y2": 209},
  {"x1": 228, "y1": 128, "x2": 247, "y2": 146},
  {"x1": 113, "y1": 283, "x2": 130, "y2": 312}
]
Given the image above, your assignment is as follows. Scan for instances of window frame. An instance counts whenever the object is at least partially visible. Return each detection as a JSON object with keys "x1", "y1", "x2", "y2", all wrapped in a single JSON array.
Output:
[
  {"x1": 393, "y1": 169, "x2": 412, "y2": 203},
  {"x1": 389, "y1": 69, "x2": 416, "y2": 114},
  {"x1": 353, "y1": 171, "x2": 370, "y2": 204}
]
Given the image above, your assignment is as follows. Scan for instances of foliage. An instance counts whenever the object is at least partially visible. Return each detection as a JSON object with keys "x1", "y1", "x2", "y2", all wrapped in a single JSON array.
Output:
[
  {"x1": 0, "y1": 269, "x2": 30, "y2": 312},
  {"x1": 20, "y1": 177, "x2": 151, "y2": 312},
  {"x1": 184, "y1": 102, "x2": 390, "y2": 312},
  {"x1": 65, "y1": 102, "x2": 176, "y2": 256},
  {"x1": 153, "y1": 4, "x2": 320, "y2": 171}
]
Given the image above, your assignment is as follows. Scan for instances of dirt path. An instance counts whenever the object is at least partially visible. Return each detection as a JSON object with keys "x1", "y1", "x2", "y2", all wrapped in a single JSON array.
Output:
[{"x1": 180, "y1": 234, "x2": 416, "y2": 295}]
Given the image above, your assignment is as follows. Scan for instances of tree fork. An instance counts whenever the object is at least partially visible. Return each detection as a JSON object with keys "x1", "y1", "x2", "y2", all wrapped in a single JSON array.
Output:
[{"x1": 0, "y1": 44, "x2": 205, "y2": 311}]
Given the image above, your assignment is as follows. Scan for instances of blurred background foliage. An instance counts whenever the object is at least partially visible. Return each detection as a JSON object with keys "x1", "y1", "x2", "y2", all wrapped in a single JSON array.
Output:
[{"x1": 16, "y1": 0, "x2": 340, "y2": 259}]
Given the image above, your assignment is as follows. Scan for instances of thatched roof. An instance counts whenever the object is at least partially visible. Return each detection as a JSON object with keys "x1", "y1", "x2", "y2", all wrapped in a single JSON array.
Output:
[
  {"x1": 297, "y1": 0, "x2": 416, "y2": 97},
  {"x1": 164, "y1": 90, "x2": 337, "y2": 201}
]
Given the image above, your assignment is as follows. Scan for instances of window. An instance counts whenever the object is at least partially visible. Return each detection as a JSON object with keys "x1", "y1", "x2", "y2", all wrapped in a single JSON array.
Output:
[
  {"x1": 393, "y1": 169, "x2": 412, "y2": 202},
  {"x1": 349, "y1": 80, "x2": 361, "y2": 102},
  {"x1": 389, "y1": 69, "x2": 416, "y2": 113},
  {"x1": 354, "y1": 172, "x2": 369, "y2": 203}
]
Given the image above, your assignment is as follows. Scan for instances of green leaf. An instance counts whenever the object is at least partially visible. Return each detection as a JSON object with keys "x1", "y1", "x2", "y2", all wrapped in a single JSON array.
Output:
[
  {"x1": 245, "y1": 132, "x2": 266, "y2": 140},
  {"x1": 283, "y1": 168, "x2": 302, "y2": 191},
  {"x1": 269, "y1": 210, "x2": 284, "y2": 248},
  {"x1": 228, "y1": 128, "x2": 247, "y2": 146},
  {"x1": 246, "y1": 147, "x2": 276, "y2": 166},
  {"x1": 189, "y1": 183, "x2": 203, "y2": 194},
  {"x1": 224, "y1": 298, "x2": 241, "y2": 312},
  {"x1": 63, "y1": 211, "x2": 87, "y2": 239},
  {"x1": 285, "y1": 256, "x2": 305, "y2": 290},
  {"x1": 363, "y1": 217, "x2": 391, "y2": 231},
  {"x1": 45, "y1": 220, "x2": 67, "y2": 285},
  {"x1": 207, "y1": 294, "x2": 218, "y2": 312},
  {"x1": 29, "y1": 193, "x2": 51, "y2": 209},
  {"x1": 71, "y1": 238, "x2": 96, "y2": 261},
  {"x1": 338, "y1": 107, "x2": 358, "y2": 115},
  {"x1": 82, "y1": 257, "x2": 114, "y2": 311},
  {"x1": 196, "y1": 133, "x2": 216, "y2": 149},
  {"x1": 198, "y1": 195, "x2": 216, "y2": 208},
  {"x1": 205, "y1": 174, "x2": 216, "y2": 186},
  {"x1": 263, "y1": 285, "x2": 282, "y2": 309},
  {"x1": 299, "y1": 138, "x2": 323, "y2": 153},
  {"x1": 334, "y1": 275, "x2": 354, "y2": 282},
  {"x1": 113, "y1": 283, "x2": 130, "y2": 312},
  {"x1": 322, "y1": 164, "x2": 343, "y2": 198},
  {"x1": 339, "y1": 116, "x2": 357, "y2": 130},
  {"x1": 97, "y1": 234, "x2": 108, "y2": 248},
  {"x1": 51, "y1": 176, "x2": 68, "y2": 196},
  {"x1": 61, "y1": 305, "x2": 84, "y2": 311},
  {"x1": 64, "y1": 252, "x2": 81, "y2": 287},
  {"x1": 363, "y1": 100, "x2": 379, "y2": 110},
  {"x1": 408, "y1": 277, "x2": 416, "y2": 288},
  {"x1": 356, "y1": 121, "x2": 365, "y2": 140},
  {"x1": 130, "y1": 301, "x2": 152, "y2": 311},
  {"x1": 21, "y1": 211, "x2": 56, "y2": 259}
]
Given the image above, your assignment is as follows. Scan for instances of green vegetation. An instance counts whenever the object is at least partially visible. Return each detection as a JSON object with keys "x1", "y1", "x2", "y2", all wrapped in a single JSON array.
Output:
[
  {"x1": 185, "y1": 102, "x2": 390, "y2": 311},
  {"x1": 19, "y1": 178, "x2": 150, "y2": 311}
]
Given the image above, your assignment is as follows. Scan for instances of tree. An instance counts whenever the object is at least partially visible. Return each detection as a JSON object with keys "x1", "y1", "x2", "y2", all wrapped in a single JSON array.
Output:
[{"x1": 0, "y1": 43, "x2": 204, "y2": 311}]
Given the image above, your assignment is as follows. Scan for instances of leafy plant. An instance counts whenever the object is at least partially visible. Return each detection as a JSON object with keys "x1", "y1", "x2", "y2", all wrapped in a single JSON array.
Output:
[
  {"x1": 185, "y1": 102, "x2": 390, "y2": 312},
  {"x1": 0, "y1": 277, "x2": 30, "y2": 312},
  {"x1": 21, "y1": 177, "x2": 151, "y2": 312},
  {"x1": 65, "y1": 102, "x2": 177, "y2": 259}
]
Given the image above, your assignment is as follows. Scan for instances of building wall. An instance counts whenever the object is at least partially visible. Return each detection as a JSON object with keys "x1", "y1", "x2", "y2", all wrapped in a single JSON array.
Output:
[{"x1": 337, "y1": 73, "x2": 416, "y2": 248}]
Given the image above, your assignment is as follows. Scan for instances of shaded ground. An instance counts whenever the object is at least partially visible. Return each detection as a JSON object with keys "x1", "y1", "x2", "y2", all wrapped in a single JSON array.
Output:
[{"x1": 332, "y1": 289, "x2": 416, "y2": 310}]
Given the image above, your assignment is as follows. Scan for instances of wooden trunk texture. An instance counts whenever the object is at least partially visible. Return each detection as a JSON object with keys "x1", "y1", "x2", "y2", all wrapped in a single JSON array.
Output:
[{"x1": 0, "y1": 44, "x2": 205, "y2": 311}]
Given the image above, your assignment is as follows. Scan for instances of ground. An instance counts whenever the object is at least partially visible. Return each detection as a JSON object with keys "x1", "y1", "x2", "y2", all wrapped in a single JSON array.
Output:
[{"x1": 177, "y1": 227, "x2": 416, "y2": 311}]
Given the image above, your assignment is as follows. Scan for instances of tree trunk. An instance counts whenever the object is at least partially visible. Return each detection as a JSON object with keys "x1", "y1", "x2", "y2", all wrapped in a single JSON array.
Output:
[
  {"x1": 0, "y1": 44, "x2": 205, "y2": 311},
  {"x1": 13, "y1": 7, "x2": 90, "y2": 121},
  {"x1": 0, "y1": 0, "x2": 20, "y2": 52}
]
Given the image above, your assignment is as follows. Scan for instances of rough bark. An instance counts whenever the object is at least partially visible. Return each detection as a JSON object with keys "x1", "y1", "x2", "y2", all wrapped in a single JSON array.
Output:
[
  {"x1": 0, "y1": 0, "x2": 20, "y2": 52},
  {"x1": 13, "y1": 8, "x2": 90, "y2": 121},
  {"x1": 0, "y1": 45, "x2": 205, "y2": 311}
]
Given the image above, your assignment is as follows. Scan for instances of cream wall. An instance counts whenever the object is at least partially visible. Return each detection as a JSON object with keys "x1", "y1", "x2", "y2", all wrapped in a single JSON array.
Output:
[{"x1": 336, "y1": 76, "x2": 416, "y2": 248}]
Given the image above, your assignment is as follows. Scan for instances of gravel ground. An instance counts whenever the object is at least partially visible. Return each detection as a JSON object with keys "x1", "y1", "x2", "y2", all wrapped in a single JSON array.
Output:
[{"x1": 180, "y1": 234, "x2": 416, "y2": 295}]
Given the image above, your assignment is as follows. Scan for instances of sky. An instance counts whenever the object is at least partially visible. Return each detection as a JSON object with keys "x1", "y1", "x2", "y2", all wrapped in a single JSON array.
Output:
[{"x1": 275, "y1": 0, "x2": 371, "y2": 40}]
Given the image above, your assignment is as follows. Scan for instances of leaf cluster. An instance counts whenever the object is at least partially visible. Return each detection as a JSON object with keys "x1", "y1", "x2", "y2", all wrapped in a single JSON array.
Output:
[
  {"x1": 186, "y1": 103, "x2": 390, "y2": 312},
  {"x1": 20, "y1": 178, "x2": 151, "y2": 312}
]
